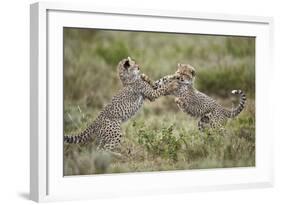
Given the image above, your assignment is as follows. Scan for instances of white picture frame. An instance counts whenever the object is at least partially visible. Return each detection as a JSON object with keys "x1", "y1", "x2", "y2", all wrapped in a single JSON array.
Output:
[{"x1": 30, "y1": 2, "x2": 274, "y2": 202}]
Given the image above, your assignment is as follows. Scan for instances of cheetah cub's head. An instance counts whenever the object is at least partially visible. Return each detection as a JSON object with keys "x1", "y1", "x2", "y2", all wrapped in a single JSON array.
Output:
[
  {"x1": 117, "y1": 57, "x2": 140, "y2": 86},
  {"x1": 174, "y1": 63, "x2": 196, "y2": 85}
]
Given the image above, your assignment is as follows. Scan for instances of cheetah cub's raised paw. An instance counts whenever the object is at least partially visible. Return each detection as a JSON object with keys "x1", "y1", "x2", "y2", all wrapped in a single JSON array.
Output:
[
  {"x1": 141, "y1": 73, "x2": 156, "y2": 88},
  {"x1": 166, "y1": 80, "x2": 179, "y2": 94}
]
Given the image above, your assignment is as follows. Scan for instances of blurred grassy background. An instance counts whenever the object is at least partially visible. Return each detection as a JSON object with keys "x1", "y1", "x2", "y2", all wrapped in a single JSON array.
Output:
[{"x1": 63, "y1": 28, "x2": 255, "y2": 176}]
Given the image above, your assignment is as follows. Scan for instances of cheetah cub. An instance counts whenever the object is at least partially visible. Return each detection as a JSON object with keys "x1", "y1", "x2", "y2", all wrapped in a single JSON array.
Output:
[
  {"x1": 142, "y1": 63, "x2": 246, "y2": 130},
  {"x1": 64, "y1": 57, "x2": 178, "y2": 151}
]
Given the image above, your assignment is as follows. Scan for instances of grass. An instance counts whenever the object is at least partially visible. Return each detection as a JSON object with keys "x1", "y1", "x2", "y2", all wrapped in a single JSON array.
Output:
[
  {"x1": 63, "y1": 28, "x2": 255, "y2": 175},
  {"x1": 64, "y1": 99, "x2": 255, "y2": 175}
]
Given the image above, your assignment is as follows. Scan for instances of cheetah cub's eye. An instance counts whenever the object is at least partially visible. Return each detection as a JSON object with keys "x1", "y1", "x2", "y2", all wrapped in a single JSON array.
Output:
[{"x1": 173, "y1": 73, "x2": 181, "y2": 80}]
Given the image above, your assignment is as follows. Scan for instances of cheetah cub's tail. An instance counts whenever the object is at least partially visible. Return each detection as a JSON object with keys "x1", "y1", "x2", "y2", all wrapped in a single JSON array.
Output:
[
  {"x1": 64, "y1": 125, "x2": 96, "y2": 144},
  {"x1": 226, "y1": 89, "x2": 246, "y2": 118}
]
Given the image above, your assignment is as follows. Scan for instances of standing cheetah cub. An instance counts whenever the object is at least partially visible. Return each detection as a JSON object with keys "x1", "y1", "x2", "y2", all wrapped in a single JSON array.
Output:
[
  {"x1": 142, "y1": 63, "x2": 246, "y2": 130},
  {"x1": 64, "y1": 57, "x2": 178, "y2": 151}
]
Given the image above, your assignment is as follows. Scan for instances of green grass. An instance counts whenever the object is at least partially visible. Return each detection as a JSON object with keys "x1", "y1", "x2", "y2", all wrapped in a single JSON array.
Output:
[
  {"x1": 64, "y1": 98, "x2": 255, "y2": 175},
  {"x1": 63, "y1": 28, "x2": 255, "y2": 175}
]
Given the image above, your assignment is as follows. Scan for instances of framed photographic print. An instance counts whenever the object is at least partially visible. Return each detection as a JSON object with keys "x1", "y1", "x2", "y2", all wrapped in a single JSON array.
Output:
[{"x1": 30, "y1": 2, "x2": 274, "y2": 202}]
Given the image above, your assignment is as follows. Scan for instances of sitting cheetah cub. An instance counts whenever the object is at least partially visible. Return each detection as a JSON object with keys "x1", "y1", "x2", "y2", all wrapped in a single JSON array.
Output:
[
  {"x1": 142, "y1": 63, "x2": 246, "y2": 130},
  {"x1": 64, "y1": 57, "x2": 178, "y2": 151}
]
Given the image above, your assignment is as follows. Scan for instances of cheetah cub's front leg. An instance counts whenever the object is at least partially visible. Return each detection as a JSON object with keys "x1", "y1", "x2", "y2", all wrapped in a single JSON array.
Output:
[
  {"x1": 175, "y1": 97, "x2": 186, "y2": 112},
  {"x1": 141, "y1": 73, "x2": 157, "y2": 89}
]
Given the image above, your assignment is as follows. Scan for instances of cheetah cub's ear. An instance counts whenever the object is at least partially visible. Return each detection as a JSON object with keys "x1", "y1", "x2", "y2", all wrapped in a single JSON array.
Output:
[
  {"x1": 123, "y1": 58, "x2": 131, "y2": 69},
  {"x1": 190, "y1": 66, "x2": 196, "y2": 77}
]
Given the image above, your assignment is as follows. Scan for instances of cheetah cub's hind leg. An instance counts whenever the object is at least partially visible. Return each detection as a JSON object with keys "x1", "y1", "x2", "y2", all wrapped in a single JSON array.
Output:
[
  {"x1": 198, "y1": 114, "x2": 211, "y2": 131},
  {"x1": 96, "y1": 122, "x2": 123, "y2": 157},
  {"x1": 198, "y1": 113, "x2": 226, "y2": 134},
  {"x1": 175, "y1": 98, "x2": 213, "y2": 132},
  {"x1": 97, "y1": 138, "x2": 123, "y2": 158},
  {"x1": 102, "y1": 138, "x2": 123, "y2": 158}
]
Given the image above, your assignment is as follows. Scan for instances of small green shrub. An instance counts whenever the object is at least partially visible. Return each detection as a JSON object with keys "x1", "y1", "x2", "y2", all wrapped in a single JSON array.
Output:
[{"x1": 137, "y1": 124, "x2": 183, "y2": 161}]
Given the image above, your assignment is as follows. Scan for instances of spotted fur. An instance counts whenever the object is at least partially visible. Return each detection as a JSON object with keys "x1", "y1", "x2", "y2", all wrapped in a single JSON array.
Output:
[
  {"x1": 64, "y1": 57, "x2": 178, "y2": 150},
  {"x1": 142, "y1": 63, "x2": 246, "y2": 130}
]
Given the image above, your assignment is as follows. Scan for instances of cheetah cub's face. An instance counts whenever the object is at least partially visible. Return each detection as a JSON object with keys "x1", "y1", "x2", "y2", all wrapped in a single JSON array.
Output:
[
  {"x1": 118, "y1": 57, "x2": 141, "y2": 85},
  {"x1": 174, "y1": 63, "x2": 196, "y2": 85}
]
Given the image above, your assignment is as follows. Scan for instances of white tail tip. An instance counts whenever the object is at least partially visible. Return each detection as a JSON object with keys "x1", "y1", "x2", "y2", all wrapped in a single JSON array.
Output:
[{"x1": 232, "y1": 90, "x2": 238, "y2": 94}]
